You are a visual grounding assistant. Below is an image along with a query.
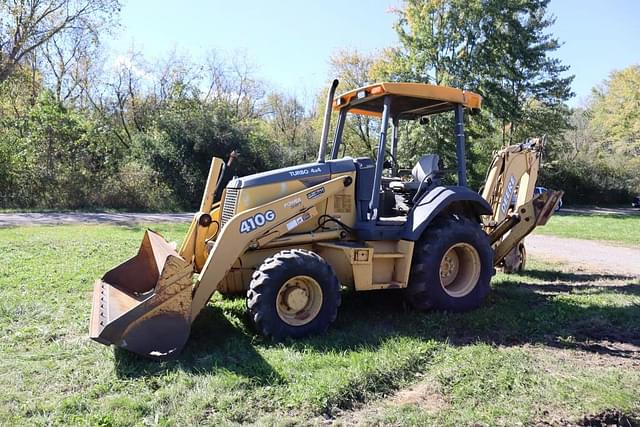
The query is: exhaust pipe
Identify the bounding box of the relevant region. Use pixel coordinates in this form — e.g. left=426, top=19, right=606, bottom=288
left=317, top=79, right=339, bottom=163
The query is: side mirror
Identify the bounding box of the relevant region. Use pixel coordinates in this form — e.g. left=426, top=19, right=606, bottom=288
left=383, top=160, right=392, bottom=169
left=419, top=116, right=430, bottom=125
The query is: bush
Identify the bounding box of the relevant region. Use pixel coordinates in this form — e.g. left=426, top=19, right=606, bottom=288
left=540, top=159, right=633, bottom=205
left=96, top=162, right=181, bottom=211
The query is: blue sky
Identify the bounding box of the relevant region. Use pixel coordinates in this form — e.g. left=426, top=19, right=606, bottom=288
left=109, top=0, right=640, bottom=107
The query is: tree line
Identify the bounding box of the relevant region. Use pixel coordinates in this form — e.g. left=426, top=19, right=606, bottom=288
left=0, top=0, right=637, bottom=211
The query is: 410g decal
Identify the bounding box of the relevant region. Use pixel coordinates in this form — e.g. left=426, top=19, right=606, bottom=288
left=240, top=210, right=276, bottom=233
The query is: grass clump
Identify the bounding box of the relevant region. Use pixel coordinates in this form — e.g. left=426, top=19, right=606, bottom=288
left=535, top=211, right=640, bottom=246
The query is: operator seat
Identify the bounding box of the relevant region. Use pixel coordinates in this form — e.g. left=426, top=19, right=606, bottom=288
left=389, top=154, right=441, bottom=193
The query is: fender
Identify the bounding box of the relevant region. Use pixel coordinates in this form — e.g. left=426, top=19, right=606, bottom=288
left=402, top=186, right=492, bottom=241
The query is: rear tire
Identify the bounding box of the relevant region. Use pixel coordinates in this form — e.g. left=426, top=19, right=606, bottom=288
left=247, top=249, right=341, bottom=340
left=406, top=215, right=493, bottom=311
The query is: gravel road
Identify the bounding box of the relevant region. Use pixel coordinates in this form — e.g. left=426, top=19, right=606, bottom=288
left=526, top=234, right=640, bottom=277
left=0, top=212, right=192, bottom=227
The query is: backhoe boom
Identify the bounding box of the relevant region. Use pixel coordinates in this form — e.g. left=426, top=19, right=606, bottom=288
left=481, top=137, right=562, bottom=272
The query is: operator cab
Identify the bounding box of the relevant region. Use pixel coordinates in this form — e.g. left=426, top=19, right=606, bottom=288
left=388, top=154, right=441, bottom=194
left=321, top=82, right=482, bottom=240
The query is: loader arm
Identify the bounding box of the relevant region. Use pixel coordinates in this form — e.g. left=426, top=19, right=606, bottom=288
left=179, top=157, right=226, bottom=268
left=190, top=175, right=353, bottom=320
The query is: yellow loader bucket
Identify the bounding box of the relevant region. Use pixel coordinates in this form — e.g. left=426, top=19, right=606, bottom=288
left=89, top=230, right=194, bottom=358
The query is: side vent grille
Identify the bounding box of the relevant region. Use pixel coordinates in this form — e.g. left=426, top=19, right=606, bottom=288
left=221, top=188, right=239, bottom=227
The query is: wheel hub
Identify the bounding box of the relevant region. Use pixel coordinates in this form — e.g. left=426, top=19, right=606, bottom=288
left=276, top=275, right=323, bottom=326
left=439, top=242, right=481, bottom=297
left=283, top=286, right=309, bottom=312
left=440, top=251, right=460, bottom=284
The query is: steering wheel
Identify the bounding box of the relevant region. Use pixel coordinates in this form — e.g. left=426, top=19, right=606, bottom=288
left=384, top=149, right=400, bottom=173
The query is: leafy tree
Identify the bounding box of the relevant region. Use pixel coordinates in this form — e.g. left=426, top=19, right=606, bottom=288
left=590, top=65, right=640, bottom=157
left=477, top=0, right=574, bottom=144
left=138, top=94, right=276, bottom=209
left=385, top=0, right=574, bottom=131
left=263, top=92, right=315, bottom=165
left=541, top=65, right=640, bottom=203
left=329, top=49, right=379, bottom=158
left=372, top=0, right=574, bottom=188
left=0, top=0, right=120, bottom=83
left=0, top=90, right=122, bottom=208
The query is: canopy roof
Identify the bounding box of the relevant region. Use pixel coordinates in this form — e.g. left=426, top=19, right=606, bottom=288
left=333, top=82, right=482, bottom=119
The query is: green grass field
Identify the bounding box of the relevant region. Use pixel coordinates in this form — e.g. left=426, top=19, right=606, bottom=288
left=1, top=224, right=639, bottom=426
left=535, top=210, right=640, bottom=246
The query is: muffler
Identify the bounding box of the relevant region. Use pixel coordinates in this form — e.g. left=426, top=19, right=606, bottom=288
left=89, top=230, right=194, bottom=358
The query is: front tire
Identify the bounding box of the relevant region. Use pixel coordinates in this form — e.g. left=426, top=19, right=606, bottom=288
left=406, top=215, right=493, bottom=311
left=247, top=249, right=341, bottom=340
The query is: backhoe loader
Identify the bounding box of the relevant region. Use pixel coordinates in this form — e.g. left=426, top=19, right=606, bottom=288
left=89, top=80, right=562, bottom=358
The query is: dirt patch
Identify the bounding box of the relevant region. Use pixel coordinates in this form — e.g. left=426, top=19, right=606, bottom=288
left=535, top=409, right=639, bottom=426
left=324, top=376, right=448, bottom=426
left=565, top=340, right=640, bottom=361
left=386, top=379, right=448, bottom=412
left=579, top=409, right=639, bottom=427
left=525, top=342, right=639, bottom=372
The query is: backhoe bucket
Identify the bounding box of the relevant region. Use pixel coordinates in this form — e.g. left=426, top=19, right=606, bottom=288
left=534, top=190, right=564, bottom=226
left=490, top=189, right=565, bottom=266
left=89, top=230, right=194, bottom=358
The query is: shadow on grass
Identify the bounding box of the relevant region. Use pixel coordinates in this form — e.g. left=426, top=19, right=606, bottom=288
left=520, top=282, right=640, bottom=296
left=114, top=306, right=283, bottom=385
left=115, top=269, right=640, bottom=379
left=520, top=268, right=635, bottom=283
left=284, top=269, right=640, bottom=357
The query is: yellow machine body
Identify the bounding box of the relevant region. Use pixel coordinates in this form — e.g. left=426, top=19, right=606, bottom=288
left=89, top=82, right=562, bottom=358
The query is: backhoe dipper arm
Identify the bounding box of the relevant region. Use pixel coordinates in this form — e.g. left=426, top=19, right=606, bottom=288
left=190, top=175, right=353, bottom=320
left=480, top=137, right=563, bottom=270
left=490, top=189, right=563, bottom=265
left=481, top=139, right=543, bottom=224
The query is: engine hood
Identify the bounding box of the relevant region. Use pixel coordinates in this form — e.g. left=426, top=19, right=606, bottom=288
left=226, top=158, right=355, bottom=189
